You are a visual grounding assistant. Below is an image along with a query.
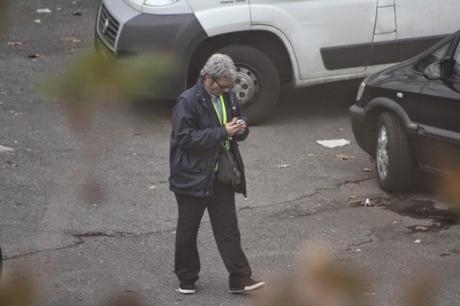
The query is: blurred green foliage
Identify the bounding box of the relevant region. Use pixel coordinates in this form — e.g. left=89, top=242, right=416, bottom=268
left=0, top=0, right=9, bottom=34
left=42, top=49, right=173, bottom=105
left=0, top=270, right=36, bottom=306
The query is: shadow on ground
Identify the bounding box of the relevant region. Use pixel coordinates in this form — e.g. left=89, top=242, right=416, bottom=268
left=126, top=79, right=363, bottom=125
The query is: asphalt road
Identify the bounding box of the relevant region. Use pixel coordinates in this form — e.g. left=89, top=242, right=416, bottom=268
left=1, top=1, right=459, bottom=306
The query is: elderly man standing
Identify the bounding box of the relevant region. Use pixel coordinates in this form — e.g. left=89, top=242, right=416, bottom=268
left=169, top=54, right=264, bottom=294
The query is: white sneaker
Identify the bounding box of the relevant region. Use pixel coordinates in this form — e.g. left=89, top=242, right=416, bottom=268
left=229, top=279, right=265, bottom=294
left=174, top=284, right=196, bottom=295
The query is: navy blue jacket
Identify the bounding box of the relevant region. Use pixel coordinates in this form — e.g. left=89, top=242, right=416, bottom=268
left=169, top=80, right=249, bottom=197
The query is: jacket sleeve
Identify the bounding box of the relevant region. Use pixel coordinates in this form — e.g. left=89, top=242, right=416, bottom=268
left=231, top=92, right=250, bottom=142
left=172, top=98, right=228, bottom=151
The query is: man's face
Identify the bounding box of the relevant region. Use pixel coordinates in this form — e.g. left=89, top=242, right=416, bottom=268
left=204, top=75, right=234, bottom=96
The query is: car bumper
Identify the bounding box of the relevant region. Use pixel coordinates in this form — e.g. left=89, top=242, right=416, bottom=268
left=349, top=104, right=373, bottom=155
left=96, top=0, right=207, bottom=99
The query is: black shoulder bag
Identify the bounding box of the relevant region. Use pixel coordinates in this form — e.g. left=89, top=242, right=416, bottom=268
left=216, top=143, right=242, bottom=188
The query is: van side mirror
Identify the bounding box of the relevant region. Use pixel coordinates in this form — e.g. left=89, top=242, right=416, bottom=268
left=424, top=62, right=442, bottom=80
left=424, top=59, right=455, bottom=80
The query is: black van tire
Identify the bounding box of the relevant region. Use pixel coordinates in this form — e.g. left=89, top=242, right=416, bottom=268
left=218, top=45, right=280, bottom=124
left=375, top=112, right=415, bottom=192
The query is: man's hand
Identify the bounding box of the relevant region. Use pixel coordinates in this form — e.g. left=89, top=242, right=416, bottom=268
left=235, top=119, right=247, bottom=135
left=225, top=118, right=246, bottom=136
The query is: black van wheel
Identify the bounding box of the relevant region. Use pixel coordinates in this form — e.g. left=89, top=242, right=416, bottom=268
left=218, top=45, right=280, bottom=124
left=375, top=112, right=414, bottom=192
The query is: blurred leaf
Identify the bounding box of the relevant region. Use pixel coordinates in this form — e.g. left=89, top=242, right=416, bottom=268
left=403, top=274, right=437, bottom=306
left=438, top=171, right=460, bottom=211
left=40, top=49, right=173, bottom=131
left=0, top=269, right=37, bottom=306
left=0, top=0, right=9, bottom=34
left=101, top=293, right=143, bottom=306
left=42, top=50, right=173, bottom=105
left=253, top=244, right=370, bottom=306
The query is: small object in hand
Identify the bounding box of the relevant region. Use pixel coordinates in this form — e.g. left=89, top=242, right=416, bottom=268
left=236, top=119, right=245, bottom=125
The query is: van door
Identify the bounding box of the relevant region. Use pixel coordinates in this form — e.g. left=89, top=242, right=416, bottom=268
left=416, top=38, right=460, bottom=171
left=187, top=0, right=251, bottom=37
left=250, top=0, right=378, bottom=80
left=395, top=0, right=460, bottom=61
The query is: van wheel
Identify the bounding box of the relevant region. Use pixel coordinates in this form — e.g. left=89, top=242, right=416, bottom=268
left=375, top=112, right=414, bottom=192
left=218, top=45, right=280, bottom=124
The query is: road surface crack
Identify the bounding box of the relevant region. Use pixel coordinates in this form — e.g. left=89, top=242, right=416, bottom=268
left=3, top=240, right=84, bottom=261
left=345, top=229, right=375, bottom=252
left=238, top=177, right=374, bottom=213
left=3, top=228, right=176, bottom=261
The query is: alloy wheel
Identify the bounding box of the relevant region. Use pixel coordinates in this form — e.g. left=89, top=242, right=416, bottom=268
left=377, top=125, right=389, bottom=180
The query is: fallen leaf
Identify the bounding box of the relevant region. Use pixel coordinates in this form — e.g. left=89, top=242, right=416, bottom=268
left=63, top=36, right=82, bottom=43
left=73, top=10, right=82, bottom=16
left=6, top=161, right=18, bottom=167
left=336, top=154, right=355, bottom=160
left=7, top=41, right=22, bottom=47
left=34, top=19, right=41, bottom=24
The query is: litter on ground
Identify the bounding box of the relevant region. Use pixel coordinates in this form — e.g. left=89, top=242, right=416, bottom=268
left=316, top=139, right=351, bottom=148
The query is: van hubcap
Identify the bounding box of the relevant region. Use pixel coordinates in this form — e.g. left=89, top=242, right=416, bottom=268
left=233, top=66, right=260, bottom=108
left=377, top=126, right=389, bottom=180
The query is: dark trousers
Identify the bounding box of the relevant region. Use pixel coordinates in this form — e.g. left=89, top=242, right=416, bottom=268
left=174, top=180, right=252, bottom=287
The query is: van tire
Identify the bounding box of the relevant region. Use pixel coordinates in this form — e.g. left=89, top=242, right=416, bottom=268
left=218, top=45, right=280, bottom=124
left=375, top=112, right=415, bottom=192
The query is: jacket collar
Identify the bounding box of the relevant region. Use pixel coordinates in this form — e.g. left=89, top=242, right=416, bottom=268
left=195, top=79, right=211, bottom=109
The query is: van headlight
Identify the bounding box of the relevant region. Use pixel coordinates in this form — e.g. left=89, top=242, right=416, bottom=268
left=356, top=81, right=366, bottom=101
left=144, top=0, right=178, bottom=6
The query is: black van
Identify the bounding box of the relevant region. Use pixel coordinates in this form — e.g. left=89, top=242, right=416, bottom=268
left=350, top=30, right=460, bottom=192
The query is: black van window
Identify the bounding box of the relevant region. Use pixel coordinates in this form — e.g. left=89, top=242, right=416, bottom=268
left=454, top=42, right=460, bottom=78
left=415, top=42, right=451, bottom=73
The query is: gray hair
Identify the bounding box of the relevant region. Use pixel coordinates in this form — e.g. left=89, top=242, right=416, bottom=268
left=200, top=53, right=237, bottom=80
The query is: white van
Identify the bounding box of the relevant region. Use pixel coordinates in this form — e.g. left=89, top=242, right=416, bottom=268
left=95, top=0, right=460, bottom=123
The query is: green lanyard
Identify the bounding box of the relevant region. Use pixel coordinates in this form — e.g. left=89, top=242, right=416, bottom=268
left=211, top=95, right=230, bottom=152
left=211, top=95, right=227, bottom=126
